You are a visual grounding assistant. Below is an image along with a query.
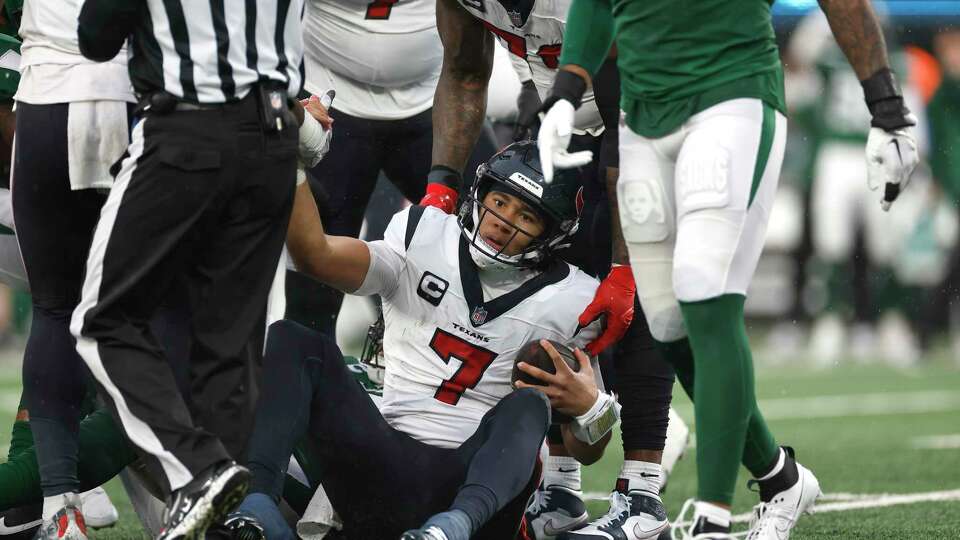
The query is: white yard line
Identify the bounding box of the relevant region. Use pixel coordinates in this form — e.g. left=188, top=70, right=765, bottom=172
left=585, top=489, right=960, bottom=523
left=673, top=390, right=960, bottom=421
left=911, top=434, right=960, bottom=450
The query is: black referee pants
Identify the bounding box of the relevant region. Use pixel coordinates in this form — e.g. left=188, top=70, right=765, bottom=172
left=71, top=94, right=297, bottom=494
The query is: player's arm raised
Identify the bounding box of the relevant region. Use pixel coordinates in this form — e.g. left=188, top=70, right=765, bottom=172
left=817, top=0, right=919, bottom=210
left=421, top=0, right=495, bottom=213
left=286, top=182, right=372, bottom=293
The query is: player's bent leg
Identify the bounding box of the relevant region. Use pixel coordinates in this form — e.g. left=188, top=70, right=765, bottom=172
left=405, top=388, right=551, bottom=540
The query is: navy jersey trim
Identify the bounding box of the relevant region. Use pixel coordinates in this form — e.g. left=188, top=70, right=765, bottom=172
left=457, top=238, right=569, bottom=327
left=405, top=205, right=426, bottom=250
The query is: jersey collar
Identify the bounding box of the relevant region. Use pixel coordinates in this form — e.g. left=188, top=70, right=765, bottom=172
left=458, top=237, right=569, bottom=327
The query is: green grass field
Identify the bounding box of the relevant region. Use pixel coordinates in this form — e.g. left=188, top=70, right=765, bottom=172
left=2, top=349, right=959, bottom=539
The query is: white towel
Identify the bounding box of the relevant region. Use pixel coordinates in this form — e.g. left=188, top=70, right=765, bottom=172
left=67, top=100, right=129, bottom=191
left=297, top=483, right=343, bottom=540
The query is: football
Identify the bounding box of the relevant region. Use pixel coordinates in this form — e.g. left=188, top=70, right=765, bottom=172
left=511, top=339, right=580, bottom=386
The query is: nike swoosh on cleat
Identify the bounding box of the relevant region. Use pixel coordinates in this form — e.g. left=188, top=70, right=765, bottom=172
left=542, top=513, right=588, bottom=537
left=633, top=520, right=668, bottom=537
left=558, top=468, right=578, bottom=473
left=0, top=517, right=42, bottom=535
left=638, top=473, right=659, bottom=478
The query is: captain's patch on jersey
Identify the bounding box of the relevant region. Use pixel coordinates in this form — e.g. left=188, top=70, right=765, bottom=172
left=417, top=271, right=449, bottom=306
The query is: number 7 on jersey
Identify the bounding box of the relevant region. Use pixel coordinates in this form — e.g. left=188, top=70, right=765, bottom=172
left=430, top=328, right=498, bottom=405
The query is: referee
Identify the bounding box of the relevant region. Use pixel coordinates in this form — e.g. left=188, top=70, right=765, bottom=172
left=71, top=1, right=305, bottom=538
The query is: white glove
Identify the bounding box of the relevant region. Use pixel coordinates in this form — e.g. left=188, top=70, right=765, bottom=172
left=865, top=116, right=919, bottom=212
left=298, top=91, right=335, bottom=169
left=537, top=99, right=593, bottom=183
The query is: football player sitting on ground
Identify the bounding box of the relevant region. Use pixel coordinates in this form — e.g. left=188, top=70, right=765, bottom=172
left=225, top=140, right=621, bottom=540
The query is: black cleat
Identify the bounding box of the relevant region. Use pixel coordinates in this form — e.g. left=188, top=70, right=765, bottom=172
left=157, top=461, right=251, bottom=540
left=0, top=503, right=41, bottom=540
left=222, top=511, right=265, bottom=540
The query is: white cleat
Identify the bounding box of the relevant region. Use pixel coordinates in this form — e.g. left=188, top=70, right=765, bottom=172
left=745, top=463, right=821, bottom=540
left=559, top=488, right=667, bottom=540
left=79, top=487, right=119, bottom=529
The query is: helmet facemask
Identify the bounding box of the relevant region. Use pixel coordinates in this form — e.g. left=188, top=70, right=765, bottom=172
left=458, top=169, right=576, bottom=270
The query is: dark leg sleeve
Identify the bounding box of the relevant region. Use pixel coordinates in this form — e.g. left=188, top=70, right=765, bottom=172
left=613, top=301, right=675, bottom=452
left=381, top=107, right=431, bottom=204
left=246, top=321, right=322, bottom=500
left=13, top=102, right=109, bottom=497
left=450, top=388, right=550, bottom=535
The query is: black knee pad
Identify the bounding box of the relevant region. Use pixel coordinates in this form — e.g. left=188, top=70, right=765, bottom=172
left=613, top=300, right=675, bottom=451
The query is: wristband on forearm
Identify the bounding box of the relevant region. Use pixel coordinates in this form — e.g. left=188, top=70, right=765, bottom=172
left=860, top=68, right=914, bottom=131
left=570, top=391, right=620, bottom=445
left=542, top=69, right=588, bottom=111
left=427, top=165, right=462, bottom=191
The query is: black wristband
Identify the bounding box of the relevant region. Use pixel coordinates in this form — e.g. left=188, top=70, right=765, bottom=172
left=542, top=69, right=588, bottom=111
left=427, top=165, right=462, bottom=190
left=861, top=68, right=914, bottom=131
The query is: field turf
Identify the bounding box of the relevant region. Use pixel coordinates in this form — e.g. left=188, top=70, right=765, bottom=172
left=1, top=347, right=958, bottom=539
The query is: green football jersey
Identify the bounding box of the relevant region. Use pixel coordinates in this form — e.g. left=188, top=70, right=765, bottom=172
left=0, top=32, right=21, bottom=101
left=560, top=0, right=786, bottom=138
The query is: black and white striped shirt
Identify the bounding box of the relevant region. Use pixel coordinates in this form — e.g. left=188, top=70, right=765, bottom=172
left=78, top=0, right=305, bottom=103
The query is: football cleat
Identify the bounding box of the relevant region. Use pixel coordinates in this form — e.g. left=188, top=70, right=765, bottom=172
left=157, top=460, right=250, bottom=540
left=559, top=484, right=667, bottom=540
left=79, top=487, right=119, bottom=529
left=31, top=506, right=87, bottom=540
left=0, top=503, right=41, bottom=539
left=399, top=526, right=449, bottom=540
left=669, top=500, right=736, bottom=540
left=525, top=484, right=589, bottom=538
left=745, top=463, right=821, bottom=540
left=223, top=510, right=265, bottom=540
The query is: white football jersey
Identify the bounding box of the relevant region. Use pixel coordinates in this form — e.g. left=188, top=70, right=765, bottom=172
left=303, top=0, right=441, bottom=119
left=16, top=0, right=133, bottom=104
left=455, top=0, right=603, bottom=134
left=355, top=206, right=602, bottom=448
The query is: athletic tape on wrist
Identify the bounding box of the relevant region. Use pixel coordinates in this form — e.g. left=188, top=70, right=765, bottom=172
left=298, top=110, right=326, bottom=167
left=571, top=392, right=620, bottom=445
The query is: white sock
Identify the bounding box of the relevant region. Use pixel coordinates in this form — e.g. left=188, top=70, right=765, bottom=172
left=758, top=448, right=786, bottom=481
left=543, top=455, right=581, bottom=491
left=42, top=492, right=81, bottom=520
left=619, top=460, right=662, bottom=497
left=695, top=501, right=731, bottom=529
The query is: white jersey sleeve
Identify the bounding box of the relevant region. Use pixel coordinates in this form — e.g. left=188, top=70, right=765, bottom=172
left=354, top=207, right=412, bottom=298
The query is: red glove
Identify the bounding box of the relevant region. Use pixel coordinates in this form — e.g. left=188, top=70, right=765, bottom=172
left=420, top=182, right=459, bottom=214
left=578, top=265, right=636, bottom=356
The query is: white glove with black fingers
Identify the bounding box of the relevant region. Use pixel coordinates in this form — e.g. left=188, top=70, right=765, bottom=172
left=537, top=69, right=594, bottom=183
left=861, top=68, right=919, bottom=211
left=298, top=90, right=335, bottom=169
left=866, top=118, right=919, bottom=211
